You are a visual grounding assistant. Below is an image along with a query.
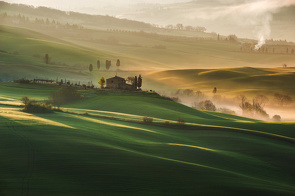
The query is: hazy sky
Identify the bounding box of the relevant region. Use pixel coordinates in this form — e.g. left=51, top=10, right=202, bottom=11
left=4, top=0, right=188, bottom=9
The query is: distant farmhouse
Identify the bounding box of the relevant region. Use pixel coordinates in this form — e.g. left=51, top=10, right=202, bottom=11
left=106, top=76, right=136, bottom=90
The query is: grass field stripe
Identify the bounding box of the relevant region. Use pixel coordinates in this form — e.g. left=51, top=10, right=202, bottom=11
left=65, top=107, right=295, bottom=142
left=77, top=115, right=158, bottom=133
left=167, top=143, right=216, bottom=152
left=0, top=108, right=75, bottom=129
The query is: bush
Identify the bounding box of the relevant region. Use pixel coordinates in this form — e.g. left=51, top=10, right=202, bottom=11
left=164, top=121, right=170, bottom=125
left=51, top=87, right=83, bottom=107
left=177, top=118, right=185, bottom=124
left=143, top=116, right=153, bottom=123
left=272, top=115, right=281, bottom=122
left=22, top=98, right=53, bottom=113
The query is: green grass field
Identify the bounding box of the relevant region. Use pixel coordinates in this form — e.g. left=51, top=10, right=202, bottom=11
left=0, top=82, right=295, bottom=195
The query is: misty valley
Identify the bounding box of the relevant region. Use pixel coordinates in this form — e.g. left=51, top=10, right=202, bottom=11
left=0, top=1, right=295, bottom=196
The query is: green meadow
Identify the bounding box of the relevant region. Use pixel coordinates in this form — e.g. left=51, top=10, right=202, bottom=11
left=0, top=82, right=295, bottom=195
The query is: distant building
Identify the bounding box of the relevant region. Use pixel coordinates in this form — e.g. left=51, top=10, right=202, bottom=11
left=106, top=76, right=135, bottom=90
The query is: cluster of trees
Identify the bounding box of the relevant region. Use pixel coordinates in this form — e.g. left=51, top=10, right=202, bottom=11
left=89, top=59, right=121, bottom=72
left=126, top=75, right=143, bottom=88
left=21, top=97, right=55, bottom=113
left=240, top=43, right=294, bottom=54
left=273, top=93, right=293, bottom=106
left=0, top=13, right=83, bottom=30
left=164, top=24, right=206, bottom=32
left=238, top=95, right=269, bottom=119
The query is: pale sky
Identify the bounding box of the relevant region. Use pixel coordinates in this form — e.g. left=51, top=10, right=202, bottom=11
left=4, top=0, right=187, bottom=9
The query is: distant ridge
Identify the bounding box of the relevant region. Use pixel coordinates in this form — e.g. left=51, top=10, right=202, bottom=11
left=0, top=1, right=153, bottom=30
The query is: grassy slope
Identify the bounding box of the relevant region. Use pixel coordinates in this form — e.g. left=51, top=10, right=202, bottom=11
left=1, top=25, right=295, bottom=77
left=0, top=83, right=295, bottom=195
left=0, top=25, right=166, bottom=81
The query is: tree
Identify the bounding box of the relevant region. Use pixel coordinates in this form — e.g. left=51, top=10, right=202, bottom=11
left=254, top=94, right=269, bottom=107
left=89, top=64, right=93, bottom=72
left=44, top=54, right=49, bottom=64
left=137, top=74, right=142, bottom=88
left=106, top=60, right=111, bottom=70
left=51, top=87, right=82, bottom=108
left=272, top=115, right=281, bottom=122
left=126, top=76, right=135, bottom=85
left=97, top=60, right=100, bottom=70
left=228, top=34, right=238, bottom=43
left=21, top=96, right=30, bottom=105
left=213, top=87, right=217, bottom=94
left=176, top=23, right=183, bottom=30
left=283, top=64, right=287, bottom=68
left=197, top=100, right=216, bottom=111
left=116, top=59, right=120, bottom=69
left=134, top=76, right=138, bottom=88
left=98, top=77, right=106, bottom=88
left=274, top=93, right=292, bottom=106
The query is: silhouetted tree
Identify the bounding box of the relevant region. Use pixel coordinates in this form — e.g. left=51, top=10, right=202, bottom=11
left=126, top=76, right=135, bottom=85
left=176, top=23, right=183, bottom=30
left=272, top=115, right=281, bottom=122
left=213, top=87, right=217, bottom=94
left=283, top=64, right=287, bottom=68
left=137, top=74, right=142, bottom=88
left=106, top=60, right=111, bottom=70
left=44, top=54, right=49, bottom=64
left=254, top=95, right=269, bottom=107
left=97, top=60, right=100, bottom=70
left=134, top=76, right=138, bottom=88
left=274, top=93, right=292, bottom=106
left=89, top=64, right=93, bottom=72
left=51, top=87, right=82, bottom=108
left=116, top=59, right=120, bottom=69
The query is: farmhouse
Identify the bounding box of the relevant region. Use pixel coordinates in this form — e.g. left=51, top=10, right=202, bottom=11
left=106, top=76, right=135, bottom=90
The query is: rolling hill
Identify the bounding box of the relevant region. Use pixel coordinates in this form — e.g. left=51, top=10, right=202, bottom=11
left=0, top=82, right=295, bottom=195
left=1, top=24, right=295, bottom=82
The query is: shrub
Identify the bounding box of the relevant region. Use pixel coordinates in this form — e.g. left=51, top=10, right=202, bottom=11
left=22, top=97, right=54, bottom=113
left=272, top=115, right=281, bottom=122
left=177, top=118, right=185, bottom=124
left=143, top=116, right=153, bottom=123
left=50, top=87, right=83, bottom=107
left=164, top=121, right=170, bottom=125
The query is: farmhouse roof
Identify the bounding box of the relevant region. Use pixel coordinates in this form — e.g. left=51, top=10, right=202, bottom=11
left=107, top=76, right=125, bottom=80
